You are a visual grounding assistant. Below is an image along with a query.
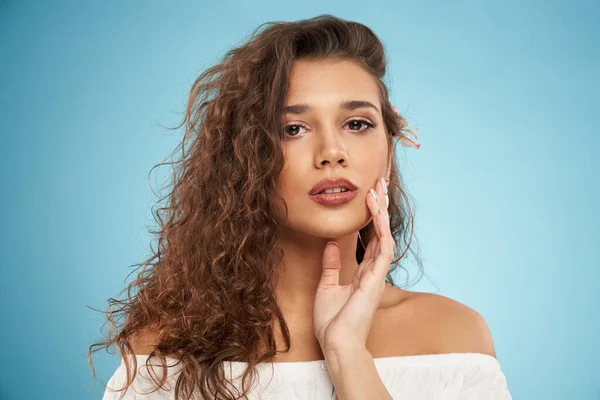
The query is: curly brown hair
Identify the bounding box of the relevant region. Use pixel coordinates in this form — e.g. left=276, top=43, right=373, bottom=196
left=88, top=13, right=424, bottom=400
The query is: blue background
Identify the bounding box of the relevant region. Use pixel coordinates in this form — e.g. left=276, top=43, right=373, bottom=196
left=1, top=1, right=598, bottom=399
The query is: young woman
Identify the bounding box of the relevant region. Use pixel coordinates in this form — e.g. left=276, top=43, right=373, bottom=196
left=89, top=14, right=512, bottom=400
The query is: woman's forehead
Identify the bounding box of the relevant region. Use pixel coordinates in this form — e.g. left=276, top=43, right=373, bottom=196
left=285, top=60, right=381, bottom=107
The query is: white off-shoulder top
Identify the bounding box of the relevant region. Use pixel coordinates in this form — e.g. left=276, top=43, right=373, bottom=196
left=102, top=353, right=512, bottom=399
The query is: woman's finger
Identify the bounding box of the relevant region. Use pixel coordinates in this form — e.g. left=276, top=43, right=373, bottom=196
left=377, top=178, right=388, bottom=219
left=367, top=188, right=381, bottom=237
left=372, top=179, right=394, bottom=281
left=363, top=228, right=378, bottom=260
left=368, top=178, right=388, bottom=235
left=319, top=241, right=342, bottom=288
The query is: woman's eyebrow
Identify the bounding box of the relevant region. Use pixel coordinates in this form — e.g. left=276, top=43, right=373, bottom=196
left=281, top=100, right=379, bottom=115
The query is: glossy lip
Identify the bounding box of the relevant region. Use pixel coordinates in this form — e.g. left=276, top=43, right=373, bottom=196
left=308, top=178, right=358, bottom=196
left=309, top=189, right=358, bottom=206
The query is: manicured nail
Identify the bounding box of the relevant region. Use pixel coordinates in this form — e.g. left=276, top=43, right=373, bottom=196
left=380, top=178, right=388, bottom=195
left=385, top=194, right=389, bottom=208
left=369, top=188, right=379, bottom=203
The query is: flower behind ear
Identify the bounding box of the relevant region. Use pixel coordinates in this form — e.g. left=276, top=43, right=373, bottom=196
left=392, top=105, right=421, bottom=149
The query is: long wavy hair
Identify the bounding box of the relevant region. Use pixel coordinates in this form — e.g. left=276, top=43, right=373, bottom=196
left=88, top=13, right=424, bottom=400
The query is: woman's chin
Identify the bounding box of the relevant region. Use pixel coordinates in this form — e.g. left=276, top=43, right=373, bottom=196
left=300, top=224, right=370, bottom=240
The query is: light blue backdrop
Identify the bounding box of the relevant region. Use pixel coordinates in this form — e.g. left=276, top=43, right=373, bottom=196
left=0, top=1, right=597, bottom=399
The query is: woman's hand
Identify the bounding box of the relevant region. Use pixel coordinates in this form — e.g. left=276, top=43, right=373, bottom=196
left=313, top=177, right=395, bottom=355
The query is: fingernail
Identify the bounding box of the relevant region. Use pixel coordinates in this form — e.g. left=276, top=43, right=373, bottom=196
left=380, top=178, right=388, bottom=195
left=369, top=188, right=380, bottom=203
left=385, top=194, right=389, bottom=208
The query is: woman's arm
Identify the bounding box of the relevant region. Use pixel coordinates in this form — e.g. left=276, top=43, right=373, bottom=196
left=325, top=347, right=393, bottom=400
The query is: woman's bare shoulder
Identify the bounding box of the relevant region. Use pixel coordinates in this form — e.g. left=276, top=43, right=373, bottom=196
left=372, top=288, right=497, bottom=358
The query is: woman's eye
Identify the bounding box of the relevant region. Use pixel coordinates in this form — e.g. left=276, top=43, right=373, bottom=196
left=283, top=124, right=307, bottom=137
left=346, top=119, right=377, bottom=131
left=283, top=119, right=377, bottom=138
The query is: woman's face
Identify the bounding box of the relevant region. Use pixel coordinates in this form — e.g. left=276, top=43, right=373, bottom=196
left=277, top=59, right=391, bottom=240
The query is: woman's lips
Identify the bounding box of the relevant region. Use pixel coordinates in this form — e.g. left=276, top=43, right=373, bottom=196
left=308, top=190, right=358, bottom=205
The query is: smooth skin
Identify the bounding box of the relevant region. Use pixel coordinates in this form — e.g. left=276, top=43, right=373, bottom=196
left=314, top=177, right=393, bottom=354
